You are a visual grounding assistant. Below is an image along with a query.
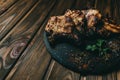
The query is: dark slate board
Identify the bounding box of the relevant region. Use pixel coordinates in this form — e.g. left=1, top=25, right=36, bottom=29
left=44, top=31, right=120, bottom=75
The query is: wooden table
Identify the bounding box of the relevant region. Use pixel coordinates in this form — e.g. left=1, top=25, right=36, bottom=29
left=0, top=0, right=120, bottom=80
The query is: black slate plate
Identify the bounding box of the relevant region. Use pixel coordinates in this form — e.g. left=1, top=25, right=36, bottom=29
left=44, top=31, right=120, bottom=75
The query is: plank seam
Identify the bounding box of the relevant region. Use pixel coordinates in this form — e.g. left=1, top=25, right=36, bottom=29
left=3, top=0, right=56, bottom=79
left=0, top=0, right=39, bottom=41
left=0, top=0, right=19, bottom=16
left=42, top=58, right=53, bottom=80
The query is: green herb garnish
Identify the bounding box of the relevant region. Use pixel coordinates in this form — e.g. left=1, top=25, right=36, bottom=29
left=86, top=39, right=109, bottom=56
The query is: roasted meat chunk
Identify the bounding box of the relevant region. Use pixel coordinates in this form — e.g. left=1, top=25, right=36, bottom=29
left=45, top=9, right=120, bottom=46
left=45, top=15, right=83, bottom=46
left=65, top=9, right=85, bottom=26
left=82, top=9, right=102, bottom=28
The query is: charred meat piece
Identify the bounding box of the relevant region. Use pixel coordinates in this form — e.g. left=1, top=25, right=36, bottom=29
left=104, top=21, right=120, bottom=33
left=45, top=16, right=74, bottom=34
left=82, top=9, right=102, bottom=28
left=45, top=15, right=83, bottom=46
left=82, top=9, right=120, bottom=37
left=65, top=9, right=103, bottom=37
left=65, top=9, right=85, bottom=26
left=64, top=9, right=86, bottom=34
left=97, top=19, right=120, bottom=38
left=45, top=9, right=120, bottom=46
left=82, top=9, right=103, bottom=37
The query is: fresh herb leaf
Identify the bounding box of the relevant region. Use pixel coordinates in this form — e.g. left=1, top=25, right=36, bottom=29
left=96, top=39, right=105, bottom=47
left=86, top=45, right=92, bottom=50
left=86, top=39, right=109, bottom=56
left=91, top=45, right=97, bottom=51
left=103, top=48, right=109, bottom=52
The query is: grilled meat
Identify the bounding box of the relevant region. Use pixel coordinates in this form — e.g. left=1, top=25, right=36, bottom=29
left=45, top=9, right=120, bottom=46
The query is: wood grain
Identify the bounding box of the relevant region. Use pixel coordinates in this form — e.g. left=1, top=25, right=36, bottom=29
left=0, top=0, right=56, bottom=79
left=117, top=71, right=120, bottom=80
left=0, top=0, right=119, bottom=80
left=0, top=0, right=18, bottom=15
left=79, top=75, right=103, bottom=80
left=44, top=60, right=80, bottom=80
left=0, top=0, right=38, bottom=41
left=7, top=1, right=78, bottom=79
left=6, top=22, right=52, bottom=80
left=95, top=0, right=120, bottom=21
left=74, top=0, right=96, bottom=10
left=6, top=0, right=80, bottom=80
left=106, top=73, right=117, bottom=80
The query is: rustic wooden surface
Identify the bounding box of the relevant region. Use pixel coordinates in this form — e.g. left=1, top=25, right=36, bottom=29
left=0, top=0, right=18, bottom=15
left=0, top=0, right=120, bottom=80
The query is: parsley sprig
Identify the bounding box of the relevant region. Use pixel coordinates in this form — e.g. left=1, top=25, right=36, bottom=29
left=86, top=39, right=109, bottom=56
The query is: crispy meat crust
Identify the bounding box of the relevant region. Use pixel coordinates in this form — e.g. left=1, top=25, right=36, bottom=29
left=45, top=9, right=120, bottom=45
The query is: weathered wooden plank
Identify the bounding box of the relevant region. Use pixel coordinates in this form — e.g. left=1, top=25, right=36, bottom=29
left=95, top=0, right=120, bottom=19
left=117, top=71, right=120, bottom=80
left=110, top=0, right=120, bottom=24
left=6, top=23, right=52, bottom=80
left=44, top=60, right=80, bottom=80
left=5, top=0, right=120, bottom=80
left=80, top=76, right=87, bottom=80
left=0, top=0, right=18, bottom=15
left=102, top=75, right=107, bottom=80
left=74, top=0, right=96, bottom=10
left=95, top=76, right=102, bottom=80
left=80, top=76, right=99, bottom=80
left=6, top=0, right=80, bottom=80
left=0, top=0, right=38, bottom=41
left=95, top=0, right=110, bottom=16
left=0, top=0, right=56, bottom=79
left=72, top=0, right=87, bottom=10
left=79, top=75, right=102, bottom=80
left=107, top=73, right=117, bottom=80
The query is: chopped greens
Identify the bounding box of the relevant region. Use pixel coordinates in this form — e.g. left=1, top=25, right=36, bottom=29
left=86, top=39, right=110, bottom=56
